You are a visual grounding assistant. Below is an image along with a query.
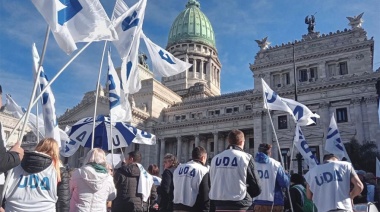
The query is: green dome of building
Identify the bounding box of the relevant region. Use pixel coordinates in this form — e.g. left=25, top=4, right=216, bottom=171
left=167, top=0, right=216, bottom=49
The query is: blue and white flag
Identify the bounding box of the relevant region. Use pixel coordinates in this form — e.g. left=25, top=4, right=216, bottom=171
left=33, top=44, right=61, bottom=146
left=281, top=98, right=320, bottom=126
left=108, top=51, right=132, bottom=122
left=294, top=124, right=320, bottom=169
left=31, top=0, right=117, bottom=54
left=60, top=125, right=80, bottom=157
left=112, top=0, right=147, bottom=94
left=262, top=78, right=294, bottom=115
left=141, top=32, right=192, bottom=77
left=325, top=113, right=351, bottom=162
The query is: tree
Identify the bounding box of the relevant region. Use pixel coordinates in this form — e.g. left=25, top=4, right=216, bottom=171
left=344, top=138, right=380, bottom=174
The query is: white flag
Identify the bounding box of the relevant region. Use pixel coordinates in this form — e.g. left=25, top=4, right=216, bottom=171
left=112, top=0, right=147, bottom=94
left=32, top=44, right=61, bottom=145
left=112, top=0, right=129, bottom=20
left=141, top=32, right=192, bottom=77
left=4, top=94, right=43, bottom=138
left=31, top=0, right=118, bottom=54
left=108, top=51, right=132, bottom=122
left=294, top=125, right=320, bottom=169
left=376, top=157, right=380, bottom=178
left=261, top=78, right=293, bottom=115
left=281, top=98, right=320, bottom=126
left=325, top=114, right=351, bottom=162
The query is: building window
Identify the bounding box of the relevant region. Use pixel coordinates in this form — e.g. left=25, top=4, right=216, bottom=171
left=336, top=108, right=348, bottom=123
left=283, top=73, right=290, bottom=85
left=226, top=108, right=233, bottom=113
left=233, top=107, right=239, bottom=112
left=134, top=144, right=140, bottom=151
left=191, top=113, right=195, bottom=118
left=208, top=111, right=214, bottom=116
left=215, top=110, right=220, bottom=115
left=309, top=67, right=317, bottom=81
left=175, top=116, right=181, bottom=121
left=328, top=64, right=336, bottom=77
left=280, top=148, right=290, bottom=170
left=299, top=69, right=308, bottom=82
left=249, top=138, right=254, bottom=149
left=339, top=62, right=348, bottom=75
left=309, top=146, right=320, bottom=164
left=278, top=115, right=288, bottom=129
left=210, top=142, right=214, bottom=152
left=203, top=62, right=207, bottom=74
left=273, top=74, right=281, bottom=87
left=196, top=60, right=201, bottom=72
left=181, top=115, right=186, bottom=120
left=189, top=59, right=193, bottom=72
left=245, top=105, right=252, bottom=111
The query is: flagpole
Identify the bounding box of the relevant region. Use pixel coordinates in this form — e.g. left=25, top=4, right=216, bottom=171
left=18, top=26, right=50, bottom=144
left=7, top=41, right=93, bottom=144
left=263, top=102, right=294, bottom=212
left=91, top=41, right=108, bottom=149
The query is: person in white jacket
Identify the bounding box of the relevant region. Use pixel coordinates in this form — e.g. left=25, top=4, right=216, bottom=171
left=69, top=148, right=116, bottom=212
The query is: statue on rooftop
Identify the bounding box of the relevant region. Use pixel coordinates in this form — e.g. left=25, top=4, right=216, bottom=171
left=138, top=53, right=149, bottom=69
left=347, top=12, right=364, bottom=30
left=255, top=37, right=270, bottom=51
left=305, top=15, right=316, bottom=33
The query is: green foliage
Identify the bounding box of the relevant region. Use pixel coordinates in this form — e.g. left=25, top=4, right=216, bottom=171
left=344, top=138, right=380, bottom=173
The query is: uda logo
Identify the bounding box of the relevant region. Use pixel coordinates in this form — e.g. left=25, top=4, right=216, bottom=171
left=315, top=170, right=343, bottom=186
left=18, top=174, right=51, bottom=190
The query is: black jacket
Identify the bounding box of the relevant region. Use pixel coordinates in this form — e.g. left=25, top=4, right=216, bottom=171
left=158, top=167, right=176, bottom=212
left=173, top=161, right=211, bottom=212
left=56, top=167, right=70, bottom=212
left=0, top=132, right=21, bottom=207
left=112, top=163, right=157, bottom=212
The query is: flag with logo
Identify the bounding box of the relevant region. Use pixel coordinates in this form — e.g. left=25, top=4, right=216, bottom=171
left=141, top=32, right=192, bottom=77
left=112, top=0, right=147, bottom=94
left=261, top=78, right=294, bottom=115
left=33, top=43, right=61, bottom=145
left=325, top=113, right=351, bottom=162
left=108, top=51, right=132, bottom=122
left=31, top=0, right=117, bottom=54
left=294, top=124, right=320, bottom=169
left=281, top=98, right=320, bottom=126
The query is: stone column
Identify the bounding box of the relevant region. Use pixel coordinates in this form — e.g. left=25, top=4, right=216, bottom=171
left=184, top=138, right=189, bottom=162
left=253, top=111, right=263, bottom=156
left=352, top=98, right=364, bottom=142
left=156, top=138, right=161, bottom=165
left=193, top=60, right=197, bottom=79
left=176, top=136, right=182, bottom=162
left=319, top=101, right=330, bottom=153
left=194, top=134, right=200, bottom=147
left=213, top=132, right=218, bottom=154
left=160, top=138, right=166, bottom=171
left=206, top=137, right=211, bottom=153
left=200, top=60, right=204, bottom=79
left=366, top=96, right=378, bottom=142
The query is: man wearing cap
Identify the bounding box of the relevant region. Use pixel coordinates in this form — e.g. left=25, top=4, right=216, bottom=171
left=253, top=143, right=290, bottom=212
left=305, top=154, right=363, bottom=212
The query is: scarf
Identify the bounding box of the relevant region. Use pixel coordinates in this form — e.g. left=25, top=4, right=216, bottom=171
left=88, top=162, right=108, bottom=174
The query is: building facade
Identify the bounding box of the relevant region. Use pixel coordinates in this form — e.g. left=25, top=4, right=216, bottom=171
left=58, top=0, right=380, bottom=171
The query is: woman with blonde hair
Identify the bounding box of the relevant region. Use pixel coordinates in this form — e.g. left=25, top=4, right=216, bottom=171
left=157, top=153, right=179, bottom=212
left=69, top=148, right=116, bottom=212
left=4, top=138, right=62, bottom=212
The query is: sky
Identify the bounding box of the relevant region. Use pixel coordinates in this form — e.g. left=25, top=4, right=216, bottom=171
left=0, top=0, right=379, bottom=117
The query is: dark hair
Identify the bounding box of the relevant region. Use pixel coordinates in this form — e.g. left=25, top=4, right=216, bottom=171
left=128, top=151, right=142, bottom=163
left=291, top=173, right=305, bottom=185
left=228, top=129, right=244, bottom=146
left=192, top=146, right=207, bottom=160
left=148, top=164, right=160, bottom=176
left=323, top=154, right=336, bottom=161
left=258, top=143, right=272, bottom=155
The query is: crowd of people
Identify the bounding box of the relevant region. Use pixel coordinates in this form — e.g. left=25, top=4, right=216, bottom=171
left=1, top=128, right=380, bottom=212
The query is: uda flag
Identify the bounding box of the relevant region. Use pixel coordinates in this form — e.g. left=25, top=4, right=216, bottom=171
left=325, top=113, right=351, bottom=162
left=261, top=78, right=294, bottom=115
left=108, top=51, right=132, bottom=122
left=141, top=32, right=192, bottom=77
left=281, top=98, right=320, bottom=126
left=32, top=43, right=61, bottom=145
left=31, top=0, right=117, bottom=54
left=294, top=125, right=320, bottom=169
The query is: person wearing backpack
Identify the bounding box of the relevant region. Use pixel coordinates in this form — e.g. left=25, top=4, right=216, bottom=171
left=288, top=173, right=317, bottom=212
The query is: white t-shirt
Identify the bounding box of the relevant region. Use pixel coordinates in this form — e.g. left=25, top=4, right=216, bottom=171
left=173, top=160, right=209, bottom=207
left=305, top=160, right=354, bottom=212
left=254, top=157, right=281, bottom=202
left=209, top=148, right=252, bottom=201
left=5, top=163, right=58, bottom=212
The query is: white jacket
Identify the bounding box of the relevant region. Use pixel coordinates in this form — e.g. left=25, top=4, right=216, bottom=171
left=69, top=165, right=116, bottom=212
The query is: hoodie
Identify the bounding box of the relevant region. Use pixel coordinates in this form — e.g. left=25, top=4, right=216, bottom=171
left=254, top=152, right=290, bottom=206
left=69, top=164, right=116, bottom=212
